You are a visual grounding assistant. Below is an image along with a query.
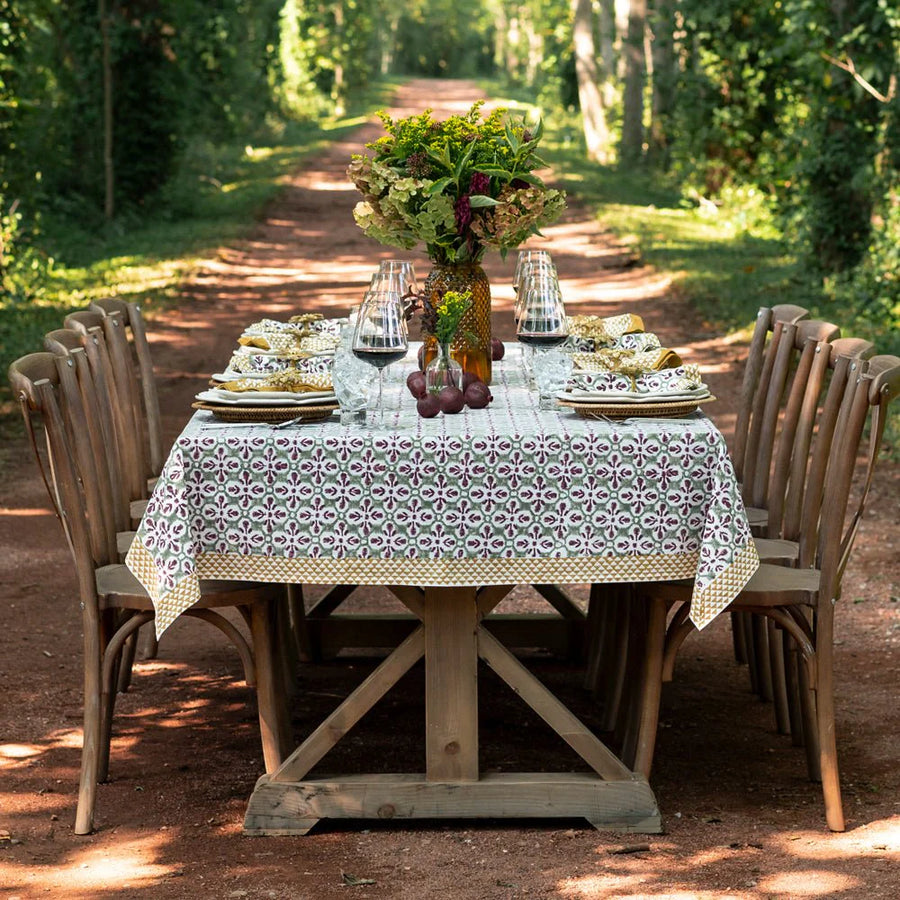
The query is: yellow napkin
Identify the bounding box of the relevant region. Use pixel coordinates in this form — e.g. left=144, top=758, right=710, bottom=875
left=218, top=371, right=333, bottom=393
left=573, top=347, right=682, bottom=372
left=568, top=313, right=645, bottom=343
left=288, top=313, right=324, bottom=324
left=237, top=333, right=301, bottom=352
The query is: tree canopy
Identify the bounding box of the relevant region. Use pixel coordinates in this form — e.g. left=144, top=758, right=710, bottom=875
left=2, top=0, right=898, bottom=340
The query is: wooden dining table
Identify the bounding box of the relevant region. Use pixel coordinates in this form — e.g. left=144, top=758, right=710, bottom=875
left=127, top=343, right=758, bottom=834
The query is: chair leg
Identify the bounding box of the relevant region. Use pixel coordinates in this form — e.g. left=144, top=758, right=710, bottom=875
left=140, top=628, right=159, bottom=660
left=631, top=597, right=668, bottom=778
left=618, top=596, right=648, bottom=765
left=582, top=585, right=605, bottom=690
left=814, top=614, right=845, bottom=831
left=99, top=612, right=152, bottom=783
left=584, top=583, right=613, bottom=693
left=768, top=619, right=791, bottom=735
left=276, top=594, right=298, bottom=697
left=598, top=588, right=632, bottom=732
left=250, top=598, right=292, bottom=771
left=744, top=612, right=761, bottom=695
left=116, top=628, right=137, bottom=694
left=752, top=614, right=773, bottom=701
left=798, top=654, right=822, bottom=783
left=287, top=583, right=313, bottom=663
left=783, top=631, right=805, bottom=746
left=76, top=613, right=104, bottom=835
left=730, top=610, right=748, bottom=664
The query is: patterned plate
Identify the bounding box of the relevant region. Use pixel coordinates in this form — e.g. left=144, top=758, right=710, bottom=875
left=557, top=395, right=716, bottom=420
left=191, top=401, right=337, bottom=423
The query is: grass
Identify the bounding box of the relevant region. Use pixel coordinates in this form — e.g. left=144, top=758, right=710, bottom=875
left=0, top=79, right=401, bottom=423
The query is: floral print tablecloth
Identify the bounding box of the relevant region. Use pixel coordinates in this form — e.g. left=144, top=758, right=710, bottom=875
left=127, top=346, right=758, bottom=638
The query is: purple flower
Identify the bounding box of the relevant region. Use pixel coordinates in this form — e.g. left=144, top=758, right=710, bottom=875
left=455, top=195, right=472, bottom=233
left=470, top=172, right=490, bottom=195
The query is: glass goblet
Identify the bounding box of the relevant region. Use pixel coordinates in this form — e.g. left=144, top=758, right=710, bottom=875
left=351, top=288, right=409, bottom=426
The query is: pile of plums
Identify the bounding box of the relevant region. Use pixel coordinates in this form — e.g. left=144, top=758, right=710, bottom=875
left=407, top=370, right=493, bottom=417
left=408, top=339, right=504, bottom=418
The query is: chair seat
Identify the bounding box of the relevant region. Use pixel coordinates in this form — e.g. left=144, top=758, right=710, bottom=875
left=96, top=564, right=283, bottom=609
left=117, top=530, right=136, bottom=557
left=745, top=505, right=767, bottom=527
left=754, top=537, right=799, bottom=562
left=130, top=498, right=148, bottom=520
left=645, top=562, right=820, bottom=607
left=738, top=562, right=821, bottom=600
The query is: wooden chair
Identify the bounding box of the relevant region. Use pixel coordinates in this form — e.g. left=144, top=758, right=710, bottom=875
left=631, top=353, right=900, bottom=831
left=64, top=309, right=150, bottom=507
left=91, top=297, right=165, bottom=481
left=726, top=304, right=809, bottom=668
left=583, top=317, right=845, bottom=728
left=738, top=327, right=873, bottom=712
left=9, top=351, right=292, bottom=834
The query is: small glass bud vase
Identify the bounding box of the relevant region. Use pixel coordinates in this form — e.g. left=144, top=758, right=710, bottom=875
left=425, top=341, right=464, bottom=395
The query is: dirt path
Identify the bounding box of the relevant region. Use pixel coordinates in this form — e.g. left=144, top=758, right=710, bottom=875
left=1, top=79, right=898, bottom=899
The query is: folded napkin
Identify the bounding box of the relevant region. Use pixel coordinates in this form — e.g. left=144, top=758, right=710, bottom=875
left=298, top=333, right=340, bottom=353
left=243, top=318, right=307, bottom=336
left=288, top=313, right=324, bottom=325
left=572, top=347, right=683, bottom=373
left=217, top=371, right=333, bottom=393
left=567, top=364, right=705, bottom=396
left=238, top=332, right=301, bottom=352
left=568, top=313, right=645, bottom=343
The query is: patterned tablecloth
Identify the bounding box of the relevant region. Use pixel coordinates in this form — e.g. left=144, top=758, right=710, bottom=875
left=127, top=345, right=758, bottom=638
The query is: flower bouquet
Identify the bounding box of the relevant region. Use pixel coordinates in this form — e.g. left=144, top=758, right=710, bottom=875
left=347, top=101, right=566, bottom=383
left=348, top=101, right=566, bottom=264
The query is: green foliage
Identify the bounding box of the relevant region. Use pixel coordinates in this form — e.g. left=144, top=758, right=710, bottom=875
left=349, top=102, right=565, bottom=263
left=0, top=85, right=395, bottom=408
left=393, top=0, right=494, bottom=77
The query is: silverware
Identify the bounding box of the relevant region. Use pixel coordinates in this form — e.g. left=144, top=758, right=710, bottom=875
left=273, top=416, right=305, bottom=429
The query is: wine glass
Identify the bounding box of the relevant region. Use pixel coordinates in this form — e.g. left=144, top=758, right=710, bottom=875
left=517, top=270, right=568, bottom=390
left=514, top=260, right=558, bottom=325
left=376, top=259, right=419, bottom=297
left=370, top=260, right=420, bottom=321
left=351, top=287, right=409, bottom=426
left=514, top=249, right=553, bottom=294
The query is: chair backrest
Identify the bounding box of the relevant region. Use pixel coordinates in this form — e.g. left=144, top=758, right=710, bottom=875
left=90, top=298, right=164, bottom=477
left=742, top=318, right=840, bottom=512
left=65, top=309, right=148, bottom=502
left=44, top=329, right=131, bottom=534
left=823, top=354, right=900, bottom=595
left=8, top=353, right=114, bottom=596
left=796, top=353, right=900, bottom=597
left=761, top=329, right=874, bottom=539
left=733, top=304, right=809, bottom=483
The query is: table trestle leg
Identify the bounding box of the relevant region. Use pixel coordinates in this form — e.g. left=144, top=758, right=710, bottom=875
left=269, top=626, right=426, bottom=783
left=244, top=587, right=661, bottom=836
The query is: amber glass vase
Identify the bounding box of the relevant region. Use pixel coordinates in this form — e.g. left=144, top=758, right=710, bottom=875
left=422, top=262, right=492, bottom=385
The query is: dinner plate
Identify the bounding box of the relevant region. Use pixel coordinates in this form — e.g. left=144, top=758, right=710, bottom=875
left=557, top=395, right=716, bottom=419
left=211, top=370, right=269, bottom=382
left=556, top=388, right=711, bottom=404
left=192, top=401, right=337, bottom=423
left=195, top=389, right=336, bottom=407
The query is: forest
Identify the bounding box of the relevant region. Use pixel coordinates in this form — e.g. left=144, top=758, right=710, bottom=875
left=1, top=0, right=898, bottom=372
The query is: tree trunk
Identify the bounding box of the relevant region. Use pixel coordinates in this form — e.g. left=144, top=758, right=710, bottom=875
left=648, top=0, right=675, bottom=167
left=598, top=0, right=617, bottom=108
left=572, top=0, right=611, bottom=163
left=620, top=0, right=646, bottom=164
left=332, top=0, right=345, bottom=116
left=99, top=0, right=114, bottom=220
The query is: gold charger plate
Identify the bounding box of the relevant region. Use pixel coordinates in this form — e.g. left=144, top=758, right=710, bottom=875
left=191, top=401, right=337, bottom=424
left=557, top=395, right=716, bottom=420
